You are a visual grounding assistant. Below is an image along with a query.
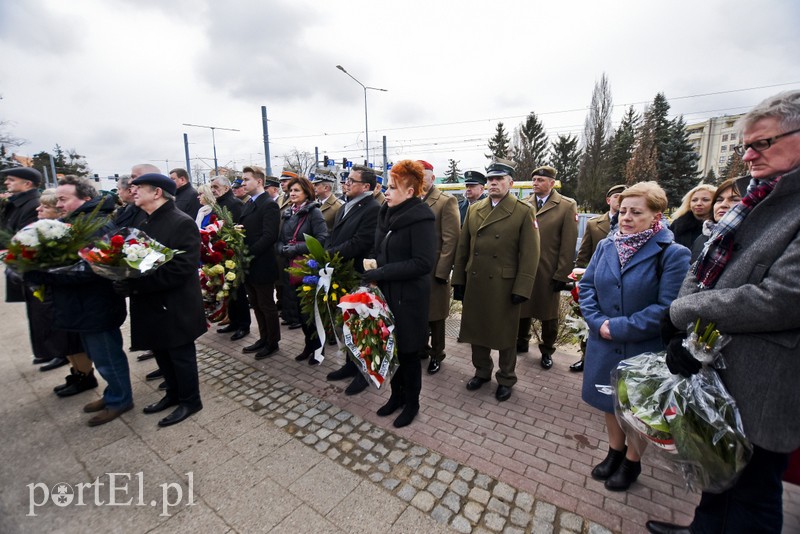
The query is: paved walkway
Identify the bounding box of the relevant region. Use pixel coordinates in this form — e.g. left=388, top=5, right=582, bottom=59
left=1, top=292, right=798, bottom=533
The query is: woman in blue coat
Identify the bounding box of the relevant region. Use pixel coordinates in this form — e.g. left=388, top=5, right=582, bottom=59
left=580, top=181, right=690, bottom=492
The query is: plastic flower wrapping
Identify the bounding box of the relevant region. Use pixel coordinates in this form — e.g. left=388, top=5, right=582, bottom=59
left=612, top=321, right=752, bottom=493
left=287, top=234, right=359, bottom=362
left=198, top=209, right=248, bottom=322
left=338, top=286, right=398, bottom=389
left=79, top=227, right=180, bottom=281
left=565, top=268, right=589, bottom=342
left=3, top=213, right=106, bottom=273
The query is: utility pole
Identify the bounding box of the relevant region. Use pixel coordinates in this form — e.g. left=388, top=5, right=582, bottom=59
left=261, top=106, right=272, bottom=176
left=182, top=123, right=239, bottom=176
left=183, top=133, right=191, bottom=179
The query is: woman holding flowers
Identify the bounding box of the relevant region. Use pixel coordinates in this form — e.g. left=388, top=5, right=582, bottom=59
left=194, top=184, right=217, bottom=229
left=277, top=176, right=328, bottom=363
left=361, top=160, right=435, bottom=428
left=580, top=181, right=690, bottom=491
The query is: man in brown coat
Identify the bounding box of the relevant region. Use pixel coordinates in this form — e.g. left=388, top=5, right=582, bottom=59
left=517, top=165, right=578, bottom=369
left=418, top=161, right=461, bottom=375
left=452, top=159, right=540, bottom=402
left=570, top=184, right=625, bottom=372
left=312, top=170, right=343, bottom=231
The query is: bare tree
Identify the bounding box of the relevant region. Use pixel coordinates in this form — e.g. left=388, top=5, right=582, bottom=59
left=282, top=148, right=317, bottom=178
left=577, top=73, right=614, bottom=210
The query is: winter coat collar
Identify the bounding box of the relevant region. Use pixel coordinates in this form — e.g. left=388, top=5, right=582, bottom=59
left=382, top=197, right=434, bottom=231
left=9, top=188, right=40, bottom=206
left=475, top=192, right=521, bottom=229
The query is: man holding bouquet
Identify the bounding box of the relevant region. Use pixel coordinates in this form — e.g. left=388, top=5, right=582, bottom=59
left=124, top=173, right=206, bottom=427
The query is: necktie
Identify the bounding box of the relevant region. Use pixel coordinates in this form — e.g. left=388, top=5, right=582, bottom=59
left=537, top=198, right=544, bottom=210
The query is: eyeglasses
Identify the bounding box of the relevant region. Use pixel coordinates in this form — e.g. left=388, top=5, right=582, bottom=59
left=346, top=178, right=365, bottom=184
left=733, top=127, right=800, bottom=156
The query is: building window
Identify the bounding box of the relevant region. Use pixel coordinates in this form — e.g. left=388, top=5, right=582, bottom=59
left=721, top=145, right=727, bottom=152
left=730, top=144, right=736, bottom=151
left=729, top=133, right=737, bottom=140
left=722, top=134, right=729, bottom=142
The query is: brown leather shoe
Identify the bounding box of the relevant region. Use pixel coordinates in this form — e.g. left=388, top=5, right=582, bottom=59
left=83, top=398, right=106, bottom=413
left=87, top=404, right=133, bottom=427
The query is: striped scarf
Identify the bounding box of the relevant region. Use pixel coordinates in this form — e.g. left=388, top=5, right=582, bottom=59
left=693, top=176, right=781, bottom=289
left=614, top=219, right=663, bottom=268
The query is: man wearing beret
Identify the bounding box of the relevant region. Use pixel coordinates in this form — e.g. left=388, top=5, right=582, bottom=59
left=452, top=159, right=540, bottom=402
left=458, top=170, right=487, bottom=223
left=418, top=160, right=460, bottom=375
left=570, top=184, right=625, bottom=372
left=312, top=170, right=343, bottom=231
left=1, top=167, right=42, bottom=302
left=168, top=168, right=201, bottom=220
left=517, top=165, right=578, bottom=370
left=125, top=173, right=207, bottom=426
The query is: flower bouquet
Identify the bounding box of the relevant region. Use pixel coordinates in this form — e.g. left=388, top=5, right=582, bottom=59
left=3, top=216, right=106, bottom=273
left=198, top=209, right=248, bottom=321
left=287, top=234, right=359, bottom=362
left=612, top=322, right=752, bottom=493
left=565, top=268, right=589, bottom=343
left=338, top=286, right=398, bottom=389
left=79, top=227, right=180, bottom=281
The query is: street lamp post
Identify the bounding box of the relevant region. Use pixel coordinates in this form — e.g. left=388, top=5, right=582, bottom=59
left=336, top=65, right=387, bottom=165
left=182, top=123, right=240, bottom=175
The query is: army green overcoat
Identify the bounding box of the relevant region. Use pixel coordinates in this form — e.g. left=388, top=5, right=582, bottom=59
left=319, top=194, right=343, bottom=232
left=424, top=186, right=461, bottom=322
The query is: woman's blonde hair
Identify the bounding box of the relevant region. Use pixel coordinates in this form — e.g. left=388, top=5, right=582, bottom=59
left=671, top=183, right=716, bottom=220
left=618, top=181, right=668, bottom=213
left=197, top=184, right=217, bottom=207
left=39, top=188, right=58, bottom=208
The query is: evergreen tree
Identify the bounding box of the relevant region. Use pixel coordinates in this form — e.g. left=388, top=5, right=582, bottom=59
left=31, top=144, right=90, bottom=177
left=607, top=106, right=639, bottom=183
left=660, top=115, right=700, bottom=206
left=720, top=152, right=748, bottom=180
left=704, top=168, right=718, bottom=185
left=577, top=73, right=614, bottom=211
left=625, top=108, right=659, bottom=184
left=487, top=121, right=511, bottom=160
left=511, top=112, right=549, bottom=180
left=444, top=159, right=461, bottom=183
left=650, top=92, right=674, bottom=183
left=549, top=134, right=581, bottom=200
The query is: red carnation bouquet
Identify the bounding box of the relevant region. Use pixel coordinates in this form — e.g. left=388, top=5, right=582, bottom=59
left=338, top=286, right=397, bottom=389
left=79, top=227, right=180, bottom=280
left=198, top=211, right=248, bottom=321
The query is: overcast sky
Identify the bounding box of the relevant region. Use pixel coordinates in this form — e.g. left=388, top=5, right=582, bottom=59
left=1, top=0, right=799, bottom=179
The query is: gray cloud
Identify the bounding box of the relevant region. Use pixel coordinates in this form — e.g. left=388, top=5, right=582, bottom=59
left=0, top=0, right=81, bottom=54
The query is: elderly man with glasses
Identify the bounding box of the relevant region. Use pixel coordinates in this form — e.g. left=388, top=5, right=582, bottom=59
left=647, top=90, right=800, bottom=533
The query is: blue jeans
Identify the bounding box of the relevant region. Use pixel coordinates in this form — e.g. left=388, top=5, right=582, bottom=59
left=691, top=445, right=789, bottom=533
left=80, top=329, right=132, bottom=410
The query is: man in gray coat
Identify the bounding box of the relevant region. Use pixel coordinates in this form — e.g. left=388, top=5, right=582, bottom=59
left=646, top=91, right=800, bottom=534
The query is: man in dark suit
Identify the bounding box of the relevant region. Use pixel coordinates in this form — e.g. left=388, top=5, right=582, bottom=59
left=1, top=167, right=42, bottom=302
left=126, top=173, right=207, bottom=426
left=325, top=165, right=380, bottom=395
left=168, top=168, right=201, bottom=219
left=209, top=175, right=250, bottom=341
left=238, top=166, right=281, bottom=359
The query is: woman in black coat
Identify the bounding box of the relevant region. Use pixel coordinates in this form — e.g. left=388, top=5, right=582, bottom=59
left=276, top=176, right=329, bottom=364
left=362, top=160, right=436, bottom=428
left=669, top=183, right=715, bottom=249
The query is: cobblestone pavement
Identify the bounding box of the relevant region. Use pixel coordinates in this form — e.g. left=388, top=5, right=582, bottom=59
left=2, top=288, right=798, bottom=533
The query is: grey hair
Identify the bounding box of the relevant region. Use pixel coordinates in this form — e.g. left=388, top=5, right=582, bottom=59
left=117, top=174, right=132, bottom=189
left=737, top=90, right=800, bottom=133
left=131, top=163, right=161, bottom=177
left=210, top=175, right=231, bottom=188
left=39, top=188, right=58, bottom=208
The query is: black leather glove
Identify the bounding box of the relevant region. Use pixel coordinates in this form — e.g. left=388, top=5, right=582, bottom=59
left=452, top=284, right=465, bottom=301
left=112, top=280, right=132, bottom=297
left=435, top=277, right=448, bottom=285
left=659, top=311, right=682, bottom=346
left=280, top=244, right=299, bottom=257
left=666, top=337, right=702, bottom=377
left=552, top=280, right=568, bottom=292
left=361, top=269, right=380, bottom=284
left=510, top=294, right=527, bottom=305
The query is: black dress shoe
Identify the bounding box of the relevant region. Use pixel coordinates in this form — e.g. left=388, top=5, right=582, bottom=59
left=280, top=319, right=291, bottom=326
left=604, top=458, right=641, bottom=491
left=145, top=368, right=163, bottom=381
left=217, top=324, right=236, bottom=333
left=540, top=353, right=553, bottom=369
left=569, top=359, right=584, bottom=372
left=327, top=364, right=356, bottom=381
left=288, top=323, right=302, bottom=330
left=242, top=339, right=266, bottom=353
left=495, top=385, right=512, bottom=402
left=466, top=376, right=490, bottom=391
left=136, top=351, right=155, bottom=362
left=295, top=350, right=311, bottom=361
left=254, top=344, right=279, bottom=360
left=645, top=520, right=691, bottom=534
left=344, top=374, right=368, bottom=396
left=308, top=354, right=321, bottom=366
left=427, top=359, right=441, bottom=375
left=230, top=329, right=249, bottom=341
left=33, top=356, right=50, bottom=365
left=143, top=396, right=179, bottom=414
left=40, top=358, right=69, bottom=372
left=326, top=338, right=337, bottom=346
left=516, top=343, right=529, bottom=353
left=158, top=404, right=203, bottom=427
left=55, top=370, right=98, bottom=397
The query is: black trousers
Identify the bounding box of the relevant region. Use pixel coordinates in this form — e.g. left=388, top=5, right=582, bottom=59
left=24, top=288, right=82, bottom=359
left=390, top=351, right=422, bottom=407
left=154, top=342, right=201, bottom=409
left=227, top=284, right=251, bottom=330
left=427, top=319, right=446, bottom=362
left=245, top=281, right=280, bottom=346
left=517, top=317, right=558, bottom=355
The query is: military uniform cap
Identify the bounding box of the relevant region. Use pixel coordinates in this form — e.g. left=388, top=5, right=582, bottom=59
left=312, top=169, right=336, bottom=183
left=531, top=165, right=558, bottom=179
left=0, top=166, right=42, bottom=187
left=485, top=158, right=516, bottom=178
left=463, top=170, right=486, bottom=185
left=606, top=184, right=627, bottom=197
left=265, top=176, right=281, bottom=187
left=280, top=170, right=298, bottom=180
left=231, top=178, right=243, bottom=189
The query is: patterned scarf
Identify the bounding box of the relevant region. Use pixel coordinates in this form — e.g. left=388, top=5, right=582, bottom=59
left=614, top=219, right=663, bottom=268
left=694, top=176, right=781, bottom=289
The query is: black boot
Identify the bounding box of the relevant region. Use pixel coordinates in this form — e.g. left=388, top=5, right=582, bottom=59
left=55, top=369, right=98, bottom=397
left=604, top=458, right=641, bottom=491
left=591, top=446, right=627, bottom=480
left=54, top=368, right=79, bottom=393
left=392, top=352, right=421, bottom=428
left=377, top=374, right=404, bottom=417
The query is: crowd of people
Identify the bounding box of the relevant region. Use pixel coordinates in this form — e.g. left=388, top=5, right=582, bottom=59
left=1, top=91, right=799, bottom=533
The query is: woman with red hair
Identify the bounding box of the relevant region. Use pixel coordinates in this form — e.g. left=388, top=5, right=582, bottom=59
left=362, top=160, right=436, bottom=427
